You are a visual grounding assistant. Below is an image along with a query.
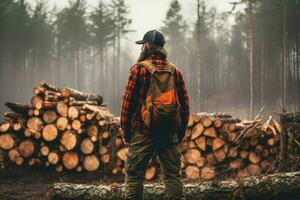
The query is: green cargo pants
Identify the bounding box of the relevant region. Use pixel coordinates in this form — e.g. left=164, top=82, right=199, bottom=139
left=124, top=126, right=184, bottom=200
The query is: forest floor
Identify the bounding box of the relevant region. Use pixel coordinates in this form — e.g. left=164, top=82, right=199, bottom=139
left=0, top=166, right=124, bottom=200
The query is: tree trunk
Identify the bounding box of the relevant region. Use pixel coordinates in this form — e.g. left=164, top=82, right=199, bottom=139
left=51, top=171, right=300, bottom=200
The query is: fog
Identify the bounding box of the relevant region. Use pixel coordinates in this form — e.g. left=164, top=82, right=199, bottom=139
left=0, top=0, right=299, bottom=120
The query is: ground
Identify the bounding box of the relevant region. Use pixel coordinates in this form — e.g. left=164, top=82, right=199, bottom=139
left=0, top=166, right=123, bottom=200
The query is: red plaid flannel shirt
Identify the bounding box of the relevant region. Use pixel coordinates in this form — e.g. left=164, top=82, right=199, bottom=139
left=120, top=55, right=190, bottom=143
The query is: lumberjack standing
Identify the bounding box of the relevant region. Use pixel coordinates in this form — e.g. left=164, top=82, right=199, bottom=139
left=120, top=30, right=190, bottom=200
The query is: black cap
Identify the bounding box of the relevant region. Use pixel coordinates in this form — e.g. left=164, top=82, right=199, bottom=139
left=135, top=30, right=165, bottom=46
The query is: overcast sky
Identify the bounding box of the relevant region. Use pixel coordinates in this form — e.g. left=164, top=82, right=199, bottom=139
left=27, top=0, right=243, bottom=56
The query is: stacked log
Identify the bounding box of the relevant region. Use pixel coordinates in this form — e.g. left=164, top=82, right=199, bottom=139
left=0, top=82, right=284, bottom=182
left=181, top=112, right=281, bottom=180
left=0, top=81, right=118, bottom=172
left=0, top=81, right=159, bottom=181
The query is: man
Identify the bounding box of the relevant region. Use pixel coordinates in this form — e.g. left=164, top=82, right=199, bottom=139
left=120, top=30, right=190, bottom=200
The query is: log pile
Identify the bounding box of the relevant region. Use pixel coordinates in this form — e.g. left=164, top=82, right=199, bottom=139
left=0, top=81, right=119, bottom=172
left=181, top=112, right=281, bottom=180
left=0, top=81, right=159, bottom=180
left=0, top=82, right=285, bottom=182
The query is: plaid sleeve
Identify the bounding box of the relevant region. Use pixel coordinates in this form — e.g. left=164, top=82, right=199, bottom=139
left=120, top=64, right=139, bottom=142
left=175, top=69, right=190, bottom=142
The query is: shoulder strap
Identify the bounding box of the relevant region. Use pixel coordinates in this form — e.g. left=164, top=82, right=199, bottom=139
left=137, top=61, right=156, bottom=74
left=137, top=61, right=177, bottom=74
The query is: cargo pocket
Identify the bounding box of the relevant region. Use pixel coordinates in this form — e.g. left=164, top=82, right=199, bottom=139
left=125, top=152, right=139, bottom=175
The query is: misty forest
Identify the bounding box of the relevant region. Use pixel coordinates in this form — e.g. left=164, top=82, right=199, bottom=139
left=0, top=0, right=299, bottom=119
left=1, top=0, right=300, bottom=199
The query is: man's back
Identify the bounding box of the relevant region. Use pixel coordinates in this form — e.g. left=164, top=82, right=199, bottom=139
left=121, top=54, right=190, bottom=144
left=120, top=30, right=189, bottom=200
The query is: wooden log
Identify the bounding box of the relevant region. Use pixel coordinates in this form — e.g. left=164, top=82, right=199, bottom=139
left=55, top=164, right=64, bottom=172
left=191, top=123, right=205, bottom=140
left=70, top=101, right=98, bottom=107
left=68, top=106, right=79, bottom=120
left=227, top=132, right=238, bottom=142
left=102, top=130, right=111, bottom=140
left=213, top=118, right=223, bottom=128
left=42, top=124, right=58, bottom=142
left=87, top=125, right=98, bottom=142
left=114, top=137, right=123, bottom=148
left=56, top=102, right=68, bottom=117
left=56, top=117, right=69, bottom=131
left=8, top=148, right=20, bottom=162
left=12, top=122, right=22, bottom=131
left=145, top=166, right=157, bottom=181
left=195, top=136, right=206, bottom=151
left=83, top=155, right=100, bottom=172
left=247, top=164, right=261, bottom=176
left=184, top=149, right=201, bottom=164
left=15, top=156, right=24, bottom=166
left=191, top=114, right=201, bottom=124
left=248, top=152, right=261, bottom=164
left=60, top=130, right=77, bottom=150
left=18, top=139, right=35, bottom=158
left=222, top=143, right=229, bottom=154
left=200, top=166, right=215, bottom=181
left=262, top=149, right=270, bottom=158
left=212, top=138, right=225, bottom=151
left=31, top=96, right=43, bottom=109
left=187, top=116, right=194, bottom=128
left=228, top=147, right=238, bottom=158
left=51, top=171, right=300, bottom=199
left=241, top=140, right=250, bottom=150
left=5, top=102, right=30, bottom=115
left=184, top=128, right=192, bottom=138
left=117, top=147, right=128, bottom=161
left=39, top=80, right=59, bottom=92
left=80, top=138, right=94, bottom=154
left=99, top=146, right=108, bottom=155
left=27, top=117, right=43, bottom=132
left=40, top=145, right=50, bottom=156
left=202, top=117, right=213, bottom=127
left=101, top=153, right=110, bottom=164
left=261, top=159, right=273, bottom=171
left=195, top=157, right=205, bottom=168
left=240, top=150, right=249, bottom=159
left=203, top=127, right=217, bottom=138
left=48, top=151, right=60, bottom=165
left=62, top=151, right=79, bottom=170
left=237, top=168, right=251, bottom=178
left=43, top=110, right=57, bottom=124
left=0, top=134, right=15, bottom=150
left=33, top=109, right=41, bottom=116
left=249, top=137, right=258, bottom=146
left=71, top=119, right=81, bottom=130
left=206, top=153, right=218, bottom=166
left=188, top=141, right=196, bottom=149
left=255, top=145, right=264, bottom=154
left=0, top=122, right=10, bottom=132
left=60, top=87, right=103, bottom=105
left=33, top=86, right=45, bottom=95
left=184, top=165, right=200, bottom=180
left=214, top=148, right=226, bottom=162
left=230, top=158, right=244, bottom=169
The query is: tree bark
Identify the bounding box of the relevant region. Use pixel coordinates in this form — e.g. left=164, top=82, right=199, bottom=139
left=51, top=171, right=300, bottom=200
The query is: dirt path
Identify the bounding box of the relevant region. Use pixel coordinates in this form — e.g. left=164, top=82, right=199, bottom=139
left=0, top=166, right=123, bottom=200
